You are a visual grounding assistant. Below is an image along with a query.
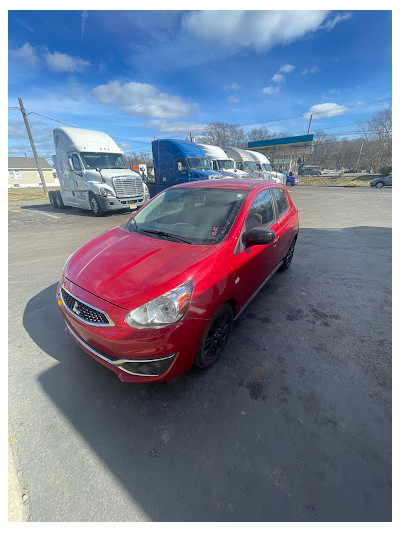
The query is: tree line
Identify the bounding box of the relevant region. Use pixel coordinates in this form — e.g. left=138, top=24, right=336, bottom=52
left=126, top=106, right=391, bottom=174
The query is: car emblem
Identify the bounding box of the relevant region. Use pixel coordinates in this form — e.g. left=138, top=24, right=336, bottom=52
left=72, top=301, right=81, bottom=315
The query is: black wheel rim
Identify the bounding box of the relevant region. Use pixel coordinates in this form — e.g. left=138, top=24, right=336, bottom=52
left=203, top=312, right=231, bottom=362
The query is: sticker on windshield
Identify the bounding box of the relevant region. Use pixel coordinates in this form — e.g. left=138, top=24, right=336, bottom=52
left=212, top=226, right=219, bottom=236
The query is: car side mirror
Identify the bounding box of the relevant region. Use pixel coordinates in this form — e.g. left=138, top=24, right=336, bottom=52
left=244, top=227, right=275, bottom=247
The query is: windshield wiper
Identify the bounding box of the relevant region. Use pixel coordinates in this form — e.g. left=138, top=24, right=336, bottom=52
left=139, top=229, right=193, bottom=244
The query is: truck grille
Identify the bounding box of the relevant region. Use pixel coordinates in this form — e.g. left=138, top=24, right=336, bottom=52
left=61, top=288, right=112, bottom=325
left=113, top=177, right=143, bottom=198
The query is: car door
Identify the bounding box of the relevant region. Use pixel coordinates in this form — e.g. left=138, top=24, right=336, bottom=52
left=386, top=175, right=392, bottom=186
left=68, top=153, right=88, bottom=207
left=270, top=187, right=294, bottom=261
left=229, top=188, right=281, bottom=309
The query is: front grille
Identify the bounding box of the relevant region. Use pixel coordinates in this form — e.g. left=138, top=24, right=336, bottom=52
left=61, top=288, right=110, bottom=325
left=113, top=177, right=144, bottom=198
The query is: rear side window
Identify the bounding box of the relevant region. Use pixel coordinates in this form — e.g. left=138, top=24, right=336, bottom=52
left=271, top=187, right=289, bottom=217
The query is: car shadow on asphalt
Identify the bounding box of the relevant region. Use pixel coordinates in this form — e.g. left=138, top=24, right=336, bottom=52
left=20, top=204, right=130, bottom=218
left=21, top=226, right=392, bottom=521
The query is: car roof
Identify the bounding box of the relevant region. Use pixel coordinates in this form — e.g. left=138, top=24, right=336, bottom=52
left=172, top=179, right=281, bottom=191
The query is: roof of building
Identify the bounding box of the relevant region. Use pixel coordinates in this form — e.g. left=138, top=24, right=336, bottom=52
left=8, top=157, right=53, bottom=170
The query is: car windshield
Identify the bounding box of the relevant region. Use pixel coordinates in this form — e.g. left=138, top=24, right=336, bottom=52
left=80, top=152, right=128, bottom=169
left=244, top=161, right=257, bottom=171
left=187, top=158, right=212, bottom=170
left=262, top=163, right=272, bottom=171
left=218, top=159, right=235, bottom=170
left=125, top=187, right=248, bottom=245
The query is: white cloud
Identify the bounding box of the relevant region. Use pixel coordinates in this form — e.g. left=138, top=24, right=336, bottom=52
left=44, top=51, right=91, bottom=72
left=144, top=119, right=206, bottom=135
left=92, top=80, right=194, bottom=119
left=228, top=95, right=240, bottom=104
left=182, top=11, right=348, bottom=52
left=301, top=65, right=320, bottom=75
left=271, top=73, right=285, bottom=83
left=279, top=64, right=295, bottom=74
left=262, top=86, right=280, bottom=95
left=81, top=11, right=88, bottom=41
left=304, top=103, right=348, bottom=119
left=9, top=42, right=39, bottom=67
left=224, top=82, right=241, bottom=91
left=320, top=13, right=351, bottom=31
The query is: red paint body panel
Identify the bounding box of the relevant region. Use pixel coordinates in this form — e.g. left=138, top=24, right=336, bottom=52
left=58, top=180, right=299, bottom=383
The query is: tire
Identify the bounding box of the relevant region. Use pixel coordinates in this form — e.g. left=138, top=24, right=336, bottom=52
left=279, top=237, right=296, bottom=271
left=195, top=304, right=233, bottom=370
left=53, top=191, right=65, bottom=209
left=49, top=191, right=57, bottom=207
left=375, top=182, right=384, bottom=189
left=89, top=193, right=105, bottom=217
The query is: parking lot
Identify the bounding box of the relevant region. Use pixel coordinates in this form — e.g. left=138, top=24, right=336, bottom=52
left=8, top=186, right=392, bottom=521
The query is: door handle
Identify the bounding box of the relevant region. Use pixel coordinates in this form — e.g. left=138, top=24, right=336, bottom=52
left=273, top=235, right=280, bottom=246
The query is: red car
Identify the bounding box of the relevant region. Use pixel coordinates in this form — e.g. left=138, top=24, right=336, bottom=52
left=57, top=179, right=299, bottom=383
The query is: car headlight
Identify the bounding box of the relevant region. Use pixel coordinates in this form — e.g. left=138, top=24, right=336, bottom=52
left=99, top=187, right=114, bottom=197
left=124, top=279, right=194, bottom=328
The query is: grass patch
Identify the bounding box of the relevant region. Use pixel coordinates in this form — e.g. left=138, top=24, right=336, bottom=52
left=298, top=174, right=377, bottom=187
left=8, top=186, right=60, bottom=202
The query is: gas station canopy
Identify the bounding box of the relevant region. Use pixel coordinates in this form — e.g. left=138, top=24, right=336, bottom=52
left=247, top=134, right=314, bottom=156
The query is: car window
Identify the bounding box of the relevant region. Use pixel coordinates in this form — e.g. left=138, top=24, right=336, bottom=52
left=126, top=187, right=248, bottom=245
left=244, top=189, right=275, bottom=233
left=70, top=154, right=82, bottom=171
left=271, top=187, right=289, bottom=218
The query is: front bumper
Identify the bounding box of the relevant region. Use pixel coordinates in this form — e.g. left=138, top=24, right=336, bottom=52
left=57, top=279, right=208, bottom=383
left=97, top=193, right=150, bottom=212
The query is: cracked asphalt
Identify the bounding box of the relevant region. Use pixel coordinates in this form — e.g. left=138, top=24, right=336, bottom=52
left=8, top=186, right=391, bottom=521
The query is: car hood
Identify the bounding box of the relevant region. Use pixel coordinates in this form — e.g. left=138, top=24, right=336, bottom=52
left=64, top=227, right=218, bottom=309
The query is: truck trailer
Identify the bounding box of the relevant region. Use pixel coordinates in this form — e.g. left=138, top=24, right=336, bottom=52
left=50, top=127, right=150, bottom=216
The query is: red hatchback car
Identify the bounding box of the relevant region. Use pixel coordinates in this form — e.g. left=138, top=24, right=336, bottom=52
left=57, top=179, right=299, bottom=383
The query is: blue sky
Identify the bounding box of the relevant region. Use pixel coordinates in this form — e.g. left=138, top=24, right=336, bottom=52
left=8, top=10, right=392, bottom=160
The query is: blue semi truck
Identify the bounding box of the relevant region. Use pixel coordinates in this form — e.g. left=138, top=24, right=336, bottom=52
left=152, top=139, right=223, bottom=193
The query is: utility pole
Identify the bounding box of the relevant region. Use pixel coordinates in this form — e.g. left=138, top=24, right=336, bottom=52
left=307, top=114, right=313, bottom=135
left=356, top=141, right=364, bottom=171
left=18, top=97, right=48, bottom=195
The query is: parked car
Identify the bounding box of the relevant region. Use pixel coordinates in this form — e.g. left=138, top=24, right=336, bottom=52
left=57, top=179, right=299, bottom=383
left=299, top=168, right=321, bottom=176
left=370, top=175, right=392, bottom=188
left=286, top=174, right=300, bottom=186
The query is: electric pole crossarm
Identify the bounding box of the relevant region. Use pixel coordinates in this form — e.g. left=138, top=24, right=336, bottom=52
left=18, top=98, right=48, bottom=195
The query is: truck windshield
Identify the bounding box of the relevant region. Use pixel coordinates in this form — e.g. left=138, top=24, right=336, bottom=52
left=262, top=163, right=272, bottom=171
left=187, top=158, right=212, bottom=170
left=125, top=187, right=248, bottom=245
left=244, top=161, right=257, bottom=171
left=80, top=153, right=128, bottom=169
left=217, top=159, right=235, bottom=170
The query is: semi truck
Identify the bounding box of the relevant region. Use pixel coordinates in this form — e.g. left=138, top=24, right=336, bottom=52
left=50, top=127, right=150, bottom=216
left=152, top=139, right=223, bottom=193
left=245, top=150, right=286, bottom=184
left=221, top=146, right=272, bottom=181
left=197, top=143, right=250, bottom=179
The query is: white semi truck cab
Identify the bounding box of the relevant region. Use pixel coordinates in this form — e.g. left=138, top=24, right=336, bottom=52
left=50, top=127, right=150, bottom=216
left=222, top=145, right=272, bottom=181
left=245, top=150, right=286, bottom=184
left=197, top=143, right=250, bottom=179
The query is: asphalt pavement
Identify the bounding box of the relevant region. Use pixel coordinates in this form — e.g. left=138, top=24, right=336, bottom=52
left=8, top=186, right=392, bottom=521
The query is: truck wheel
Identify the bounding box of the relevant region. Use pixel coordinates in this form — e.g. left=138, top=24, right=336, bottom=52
left=195, top=304, right=233, bottom=370
left=54, top=191, right=65, bottom=208
left=89, top=193, right=104, bottom=216
left=49, top=191, right=57, bottom=207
